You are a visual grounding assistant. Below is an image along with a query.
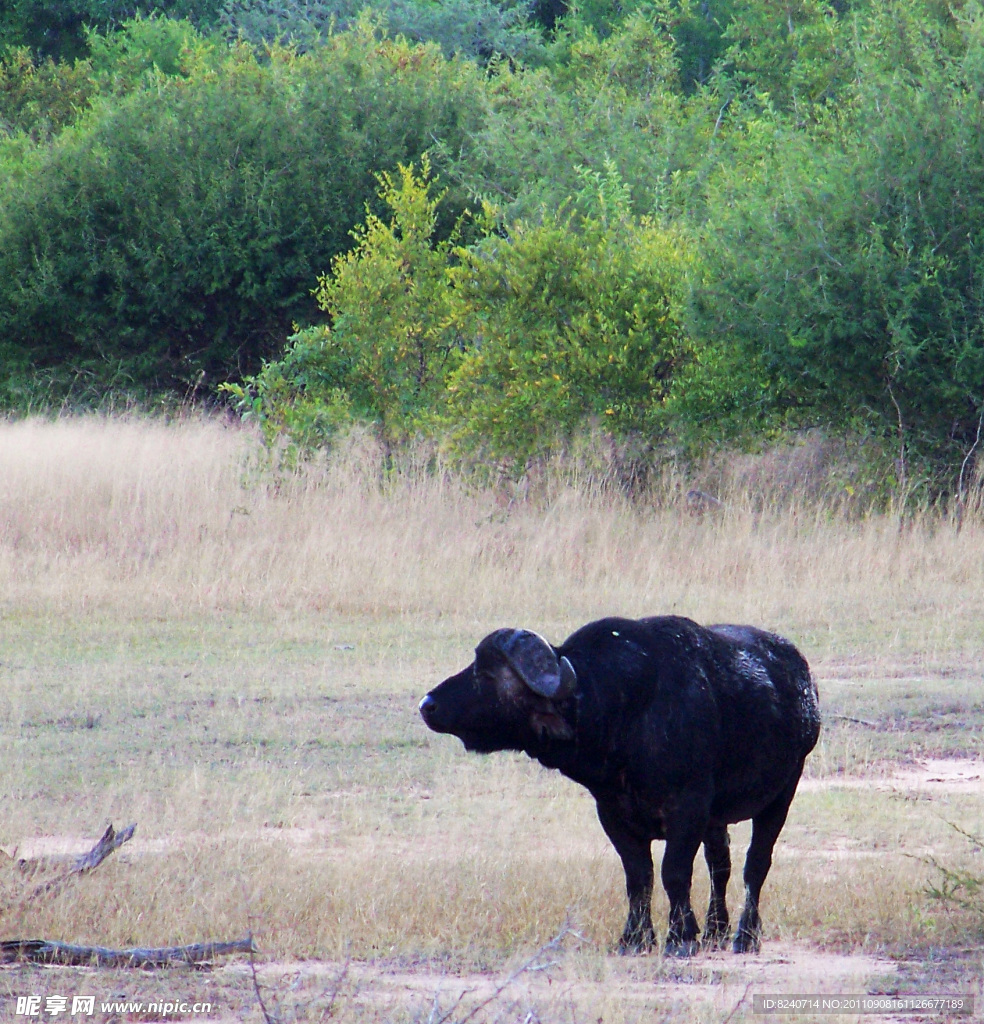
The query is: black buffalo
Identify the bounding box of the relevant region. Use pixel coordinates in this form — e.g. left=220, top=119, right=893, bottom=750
left=419, top=615, right=820, bottom=955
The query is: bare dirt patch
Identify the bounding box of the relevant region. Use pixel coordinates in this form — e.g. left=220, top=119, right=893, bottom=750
left=222, top=941, right=902, bottom=1024
left=800, top=758, right=984, bottom=795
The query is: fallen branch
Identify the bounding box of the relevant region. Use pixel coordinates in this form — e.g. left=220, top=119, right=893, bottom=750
left=71, top=823, right=137, bottom=873
left=0, top=937, right=257, bottom=968
left=828, top=714, right=880, bottom=729
left=23, top=823, right=137, bottom=899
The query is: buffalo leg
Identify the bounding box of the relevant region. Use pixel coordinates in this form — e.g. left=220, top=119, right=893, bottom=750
left=660, top=812, right=707, bottom=956
left=734, top=770, right=802, bottom=954
left=702, top=823, right=731, bottom=948
left=595, top=801, right=655, bottom=953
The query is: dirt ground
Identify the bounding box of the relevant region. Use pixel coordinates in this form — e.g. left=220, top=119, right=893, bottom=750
left=798, top=758, right=984, bottom=795
left=2, top=932, right=975, bottom=1023
left=219, top=942, right=898, bottom=1023
left=0, top=936, right=936, bottom=1024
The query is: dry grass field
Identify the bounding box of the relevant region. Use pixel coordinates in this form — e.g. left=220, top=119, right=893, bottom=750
left=0, top=416, right=981, bottom=1023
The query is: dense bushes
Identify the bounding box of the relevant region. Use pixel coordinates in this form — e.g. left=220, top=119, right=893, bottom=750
left=0, top=23, right=487, bottom=398
left=220, top=0, right=549, bottom=65
left=3, top=0, right=984, bottom=494
left=692, top=3, right=984, bottom=490
left=0, top=0, right=224, bottom=61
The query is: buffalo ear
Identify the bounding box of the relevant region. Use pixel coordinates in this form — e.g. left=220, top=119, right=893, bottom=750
left=529, top=708, right=574, bottom=741
left=481, top=628, right=577, bottom=700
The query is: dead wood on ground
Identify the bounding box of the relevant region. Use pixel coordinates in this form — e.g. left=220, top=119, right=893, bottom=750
left=17, top=823, right=137, bottom=899
left=0, top=937, right=257, bottom=968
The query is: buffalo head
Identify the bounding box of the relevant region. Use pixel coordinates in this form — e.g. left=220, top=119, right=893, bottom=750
left=419, top=627, right=577, bottom=753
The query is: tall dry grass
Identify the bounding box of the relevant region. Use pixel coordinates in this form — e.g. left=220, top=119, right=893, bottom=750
left=0, top=415, right=981, bottom=663
left=1, top=415, right=983, bottom=996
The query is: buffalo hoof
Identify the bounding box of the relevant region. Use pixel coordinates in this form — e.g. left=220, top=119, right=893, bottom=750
left=701, top=929, right=731, bottom=951
left=732, top=929, right=761, bottom=954
left=617, top=932, right=655, bottom=955
left=664, top=939, right=700, bottom=958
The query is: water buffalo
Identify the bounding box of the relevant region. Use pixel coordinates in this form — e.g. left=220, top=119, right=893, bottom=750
left=419, top=615, right=820, bottom=955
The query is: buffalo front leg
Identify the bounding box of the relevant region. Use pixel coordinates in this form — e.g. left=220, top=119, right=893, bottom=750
left=702, top=823, right=731, bottom=949
left=735, top=769, right=802, bottom=954
left=595, top=800, right=655, bottom=953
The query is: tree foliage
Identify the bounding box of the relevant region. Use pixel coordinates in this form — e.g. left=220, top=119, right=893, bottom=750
left=0, top=16, right=219, bottom=141
left=220, top=0, right=548, bottom=65
left=0, top=0, right=224, bottom=62
left=691, top=1, right=984, bottom=489
left=0, top=47, right=97, bottom=139
left=0, top=22, right=486, bottom=400
left=3, top=0, right=984, bottom=491
left=441, top=199, right=694, bottom=462
left=227, top=161, right=695, bottom=464
left=224, top=159, right=464, bottom=450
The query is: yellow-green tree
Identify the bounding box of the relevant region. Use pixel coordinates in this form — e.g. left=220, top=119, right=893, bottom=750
left=231, top=160, right=696, bottom=465
left=224, top=160, right=463, bottom=451
left=442, top=207, right=695, bottom=463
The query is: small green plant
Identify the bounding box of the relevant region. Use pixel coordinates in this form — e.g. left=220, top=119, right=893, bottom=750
left=923, top=822, right=984, bottom=922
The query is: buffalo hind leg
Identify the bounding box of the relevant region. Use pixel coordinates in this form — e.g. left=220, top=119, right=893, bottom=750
left=595, top=800, right=656, bottom=953
left=702, top=823, right=731, bottom=949
left=660, top=811, right=708, bottom=957
left=734, top=769, right=802, bottom=954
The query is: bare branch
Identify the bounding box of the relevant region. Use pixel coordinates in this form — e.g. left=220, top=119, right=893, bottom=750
left=11, top=823, right=138, bottom=901
left=446, top=922, right=585, bottom=1024
left=318, top=958, right=351, bottom=1022
left=957, top=404, right=984, bottom=512
left=247, top=935, right=278, bottom=1024
left=721, top=982, right=753, bottom=1024
left=829, top=713, right=880, bottom=729
left=712, top=97, right=732, bottom=138
left=71, top=822, right=137, bottom=874
left=885, top=380, right=908, bottom=502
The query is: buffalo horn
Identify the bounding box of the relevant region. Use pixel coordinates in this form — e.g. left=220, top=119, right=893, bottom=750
left=558, top=655, right=577, bottom=697
left=494, top=629, right=577, bottom=700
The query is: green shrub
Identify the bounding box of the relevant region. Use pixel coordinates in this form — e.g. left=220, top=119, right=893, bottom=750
left=0, top=0, right=225, bottom=62
left=0, top=18, right=221, bottom=143
left=0, top=47, right=96, bottom=139
left=689, top=5, right=984, bottom=492
left=441, top=206, right=695, bottom=465
left=229, top=159, right=696, bottom=467
left=437, top=8, right=722, bottom=225
left=223, top=159, right=464, bottom=451
left=0, top=22, right=487, bottom=402
left=86, top=13, right=218, bottom=83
